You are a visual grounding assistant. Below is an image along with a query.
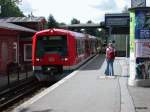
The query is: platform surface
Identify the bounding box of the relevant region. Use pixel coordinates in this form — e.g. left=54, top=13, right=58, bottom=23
left=14, top=55, right=150, bottom=112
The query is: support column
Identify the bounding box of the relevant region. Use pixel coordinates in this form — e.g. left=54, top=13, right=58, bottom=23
left=128, top=7, right=150, bottom=86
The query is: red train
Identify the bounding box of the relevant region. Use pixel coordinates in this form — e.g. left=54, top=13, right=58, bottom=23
left=32, top=28, right=101, bottom=81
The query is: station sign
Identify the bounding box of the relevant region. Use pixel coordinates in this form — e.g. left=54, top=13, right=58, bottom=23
left=105, top=17, right=129, bottom=27
left=131, top=0, right=146, bottom=8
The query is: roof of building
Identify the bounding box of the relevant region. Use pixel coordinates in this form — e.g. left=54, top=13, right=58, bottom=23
left=105, top=13, right=129, bottom=17
left=60, top=22, right=105, bottom=29
left=129, top=7, right=150, bottom=11
left=66, top=23, right=100, bottom=27
left=0, top=22, right=36, bottom=33
left=0, top=17, right=46, bottom=23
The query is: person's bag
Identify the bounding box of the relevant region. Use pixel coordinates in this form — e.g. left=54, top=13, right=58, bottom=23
left=107, top=48, right=116, bottom=60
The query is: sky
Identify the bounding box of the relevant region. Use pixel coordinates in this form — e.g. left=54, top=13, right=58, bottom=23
left=19, top=0, right=150, bottom=24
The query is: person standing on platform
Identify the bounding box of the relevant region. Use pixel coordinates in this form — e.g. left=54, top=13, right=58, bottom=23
left=105, top=42, right=116, bottom=77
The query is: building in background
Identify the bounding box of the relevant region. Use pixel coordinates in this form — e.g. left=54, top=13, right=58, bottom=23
left=0, top=17, right=47, bottom=74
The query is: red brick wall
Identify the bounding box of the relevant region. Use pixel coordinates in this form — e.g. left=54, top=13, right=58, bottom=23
left=0, top=29, right=18, bottom=74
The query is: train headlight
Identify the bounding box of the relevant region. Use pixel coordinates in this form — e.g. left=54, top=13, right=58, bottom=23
left=47, top=67, right=51, bottom=71
left=64, top=58, right=68, bottom=61
left=36, top=58, right=40, bottom=62
left=50, top=30, right=54, bottom=33
left=61, top=58, right=68, bottom=61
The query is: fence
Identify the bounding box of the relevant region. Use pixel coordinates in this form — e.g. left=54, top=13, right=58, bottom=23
left=0, top=63, right=33, bottom=90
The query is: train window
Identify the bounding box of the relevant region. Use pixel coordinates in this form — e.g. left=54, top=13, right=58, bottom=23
left=77, top=39, right=81, bottom=55
left=76, top=40, right=79, bottom=55
left=36, top=36, right=67, bottom=57
left=81, top=39, right=85, bottom=53
left=36, top=39, right=45, bottom=58
left=76, top=39, right=85, bottom=55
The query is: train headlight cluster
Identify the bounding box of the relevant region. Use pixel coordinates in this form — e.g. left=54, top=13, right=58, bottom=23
left=47, top=67, right=51, bottom=71
left=36, top=58, right=40, bottom=62
left=61, top=58, right=68, bottom=61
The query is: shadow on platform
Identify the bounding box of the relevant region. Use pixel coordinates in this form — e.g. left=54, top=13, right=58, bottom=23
left=81, top=55, right=105, bottom=71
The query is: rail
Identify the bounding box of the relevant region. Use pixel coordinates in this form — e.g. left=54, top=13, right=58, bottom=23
left=0, top=62, right=34, bottom=92
left=0, top=78, right=40, bottom=111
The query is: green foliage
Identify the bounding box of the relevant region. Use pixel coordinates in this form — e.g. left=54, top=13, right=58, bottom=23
left=71, top=18, right=80, bottom=24
left=11, top=0, right=22, bottom=4
left=59, top=22, right=66, bottom=26
left=87, top=20, right=92, bottom=24
left=0, top=0, right=24, bottom=17
left=47, top=14, right=59, bottom=28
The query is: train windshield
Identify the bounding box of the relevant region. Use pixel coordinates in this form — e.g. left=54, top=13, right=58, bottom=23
left=36, top=36, right=67, bottom=57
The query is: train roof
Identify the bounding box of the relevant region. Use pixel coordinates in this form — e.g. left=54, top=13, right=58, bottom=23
left=35, top=28, right=83, bottom=36
left=35, top=28, right=97, bottom=39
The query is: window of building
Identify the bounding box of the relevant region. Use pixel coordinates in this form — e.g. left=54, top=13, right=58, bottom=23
left=12, top=42, right=17, bottom=63
left=24, top=44, right=32, bottom=61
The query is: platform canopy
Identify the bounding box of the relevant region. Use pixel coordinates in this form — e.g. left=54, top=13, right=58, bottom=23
left=60, top=22, right=105, bottom=29
left=105, top=13, right=130, bottom=34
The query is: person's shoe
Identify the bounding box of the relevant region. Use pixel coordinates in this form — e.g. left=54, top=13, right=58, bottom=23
left=106, top=76, right=111, bottom=78
left=110, top=76, right=116, bottom=78
left=107, top=76, right=116, bottom=79
left=99, top=76, right=106, bottom=79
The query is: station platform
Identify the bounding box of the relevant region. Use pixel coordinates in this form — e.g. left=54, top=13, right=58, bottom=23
left=14, top=55, right=150, bottom=112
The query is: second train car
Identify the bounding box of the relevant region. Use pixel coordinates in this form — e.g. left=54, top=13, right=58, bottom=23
left=32, top=28, right=100, bottom=81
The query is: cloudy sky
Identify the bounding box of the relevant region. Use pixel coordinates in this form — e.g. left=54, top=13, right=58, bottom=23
left=19, top=0, right=150, bottom=24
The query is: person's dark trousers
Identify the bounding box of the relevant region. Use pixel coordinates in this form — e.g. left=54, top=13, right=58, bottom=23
left=108, top=59, right=114, bottom=76
left=105, top=59, right=109, bottom=76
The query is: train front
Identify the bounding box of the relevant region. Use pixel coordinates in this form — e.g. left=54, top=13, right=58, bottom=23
left=32, top=29, right=68, bottom=81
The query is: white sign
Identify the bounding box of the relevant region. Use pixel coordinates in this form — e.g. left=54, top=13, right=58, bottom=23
left=135, top=39, right=150, bottom=57
left=131, top=0, right=146, bottom=8
left=0, top=5, right=1, bottom=14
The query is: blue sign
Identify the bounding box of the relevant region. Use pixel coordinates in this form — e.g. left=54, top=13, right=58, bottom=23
left=140, top=29, right=150, bottom=39
left=135, top=11, right=145, bottom=29
left=135, top=29, right=150, bottom=39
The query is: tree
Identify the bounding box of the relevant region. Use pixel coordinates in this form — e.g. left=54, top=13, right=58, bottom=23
left=71, top=18, right=80, bottom=24
left=0, top=0, right=24, bottom=17
left=69, top=18, right=80, bottom=32
left=12, top=0, right=22, bottom=4
left=87, top=20, right=93, bottom=24
left=59, top=22, right=66, bottom=26
left=47, top=14, right=59, bottom=28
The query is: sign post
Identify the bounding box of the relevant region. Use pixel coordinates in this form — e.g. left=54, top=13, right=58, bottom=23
left=0, top=5, right=1, bottom=14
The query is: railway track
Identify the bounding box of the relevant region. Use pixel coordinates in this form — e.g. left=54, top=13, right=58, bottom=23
left=0, top=77, right=41, bottom=111
left=0, top=67, right=75, bottom=111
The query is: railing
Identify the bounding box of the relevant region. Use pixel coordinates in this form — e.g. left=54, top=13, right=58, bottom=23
left=0, top=63, right=33, bottom=90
